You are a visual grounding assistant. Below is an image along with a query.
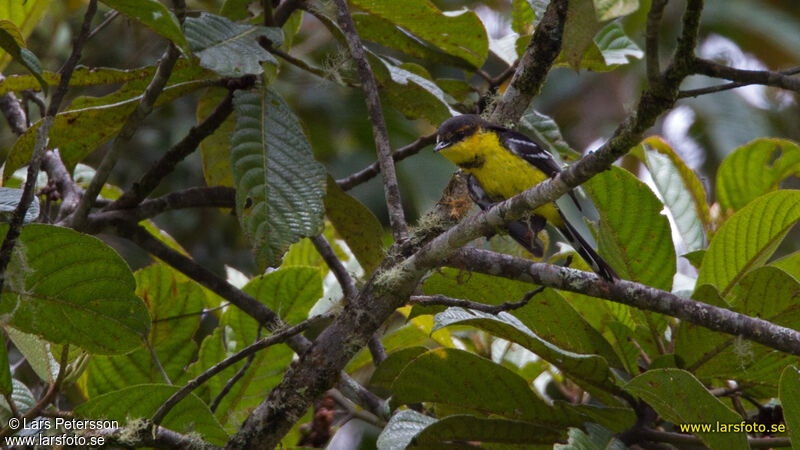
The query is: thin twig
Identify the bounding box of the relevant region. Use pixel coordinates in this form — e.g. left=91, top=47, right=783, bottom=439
left=680, top=65, right=800, bottom=98
left=151, top=314, right=331, bottom=425
left=367, top=335, right=387, bottom=365
left=145, top=339, right=172, bottom=384
left=332, top=0, right=408, bottom=242
left=87, top=10, right=119, bottom=40
left=336, top=133, right=436, bottom=191
left=311, top=235, right=357, bottom=300
left=0, top=0, right=98, bottom=307
left=268, top=46, right=338, bottom=81
left=327, top=389, right=386, bottom=428
left=690, top=58, right=800, bottom=93
left=645, top=0, right=668, bottom=86
left=409, top=287, right=545, bottom=315
left=152, top=303, right=229, bottom=323
left=210, top=328, right=261, bottom=412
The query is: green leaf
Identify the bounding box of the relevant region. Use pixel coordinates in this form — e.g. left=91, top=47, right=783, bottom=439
left=350, top=0, right=488, bottom=69
left=512, top=0, right=537, bottom=34
left=0, top=224, right=149, bottom=355
left=219, top=0, right=256, bottom=20
left=370, top=346, right=428, bottom=390
left=85, top=264, right=204, bottom=396
left=2, top=327, right=59, bottom=383
left=0, top=187, right=39, bottom=224
left=780, top=366, right=800, bottom=449
left=392, top=348, right=579, bottom=425
left=414, top=415, right=563, bottom=446
left=593, top=0, right=640, bottom=21
left=518, top=108, right=581, bottom=160
left=325, top=176, right=384, bottom=274
left=0, top=335, right=10, bottom=395
left=0, top=0, right=49, bottom=71
left=555, top=423, right=626, bottom=450
left=377, top=410, right=437, bottom=450
left=625, top=369, right=747, bottom=449
left=636, top=137, right=709, bottom=252
left=75, top=384, right=228, bottom=446
left=716, top=138, right=800, bottom=213
left=590, top=22, right=643, bottom=66
left=561, top=0, right=605, bottom=70
left=99, top=0, right=191, bottom=54
left=0, top=379, right=34, bottom=422
left=697, top=190, right=800, bottom=297
left=0, top=20, right=47, bottom=92
left=198, top=88, right=235, bottom=187
left=184, top=12, right=282, bottom=77
left=584, top=166, right=676, bottom=291
left=231, top=88, right=326, bottom=269
left=347, top=322, right=435, bottom=373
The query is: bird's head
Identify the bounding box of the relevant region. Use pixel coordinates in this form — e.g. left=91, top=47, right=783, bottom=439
left=434, top=114, right=487, bottom=153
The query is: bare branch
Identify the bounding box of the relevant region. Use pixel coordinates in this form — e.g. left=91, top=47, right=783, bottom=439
left=678, top=65, right=800, bottom=98
left=0, top=77, right=27, bottom=135
left=41, top=150, right=82, bottom=221
left=691, top=58, right=800, bottom=93
left=409, top=287, right=545, bottom=315
left=87, top=10, right=120, bottom=40
left=311, top=234, right=357, bottom=300
left=336, top=134, right=436, bottom=191
left=331, top=0, right=408, bottom=242
left=274, top=0, right=305, bottom=26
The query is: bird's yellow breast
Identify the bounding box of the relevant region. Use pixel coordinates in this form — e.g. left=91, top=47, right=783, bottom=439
left=438, top=130, right=562, bottom=224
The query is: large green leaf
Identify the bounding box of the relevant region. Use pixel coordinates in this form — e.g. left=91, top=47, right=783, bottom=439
left=780, top=366, right=800, bottom=449
left=75, top=384, right=228, bottom=446
left=716, top=139, right=800, bottom=213
left=184, top=12, right=282, bottom=77
left=198, top=88, right=235, bottom=187
left=584, top=166, right=676, bottom=291
left=85, top=264, right=204, bottom=396
left=2, top=327, right=59, bottom=383
left=696, top=190, right=800, bottom=297
left=325, top=176, right=384, bottom=274
left=561, top=0, right=605, bottom=70
left=413, top=415, right=563, bottom=446
left=231, top=88, right=326, bottom=269
left=350, top=0, right=488, bottom=69
left=99, top=0, right=190, bottom=54
left=0, top=20, right=46, bottom=92
left=0, top=224, right=149, bottom=355
left=392, top=348, right=579, bottom=425
left=593, top=0, right=639, bottom=20
left=377, top=410, right=437, bottom=450
left=636, top=137, right=709, bottom=252
left=0, top=0, right=49, bottom=71
left=625, top=369, right=748, bottom=449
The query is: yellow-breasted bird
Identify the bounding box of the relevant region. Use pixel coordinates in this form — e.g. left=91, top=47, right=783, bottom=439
left=434, top=114, right=618, bottom=282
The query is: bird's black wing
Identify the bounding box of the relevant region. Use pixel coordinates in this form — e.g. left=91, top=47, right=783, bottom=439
left=466, top=174, right=546, bottom=257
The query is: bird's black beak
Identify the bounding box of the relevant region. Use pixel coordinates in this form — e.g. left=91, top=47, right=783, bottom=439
left=434, top=138, right=449, bottom=152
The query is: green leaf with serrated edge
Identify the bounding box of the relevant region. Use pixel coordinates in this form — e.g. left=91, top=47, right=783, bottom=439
left=3, top=327, right=59, bottom=383
left=0, top=336, right=10, bottom=395
left=325, top=176, right=384, bottom=274
left=74, top=384, right=228, bottom=446
left=99, top=0, right=190, bottom=55
left=555, top=423, right=627, bottom=450
left=584, top=166, right=676, bottom=291
left=562, top=0, right=605, bottom=70
left=4, top=75, right=209, bottom=182
left=717, top=139, right=800, bottom=213
left=231, top=88, right=326, bottom=269
left=634, top=137, right=709, bottom=252
left=512, top=0, right=537, bottom=34
left=350, top=0, right=488, bottom=69
left=85, top=264, right=204, bottom=396
left=433, top=308, right=618, bottom=400
left=0, top=20, right=47, bottom=92
left=518, top=108, right=581, bottom=160
left=780, top=366, right=800, bottom=448
left=593, top=0, right=639, bottom=21
left=198, top=88, right=235, bottom=187
left=0, top=379, right=34, bottom=421
left=377, top=410, right=436, bottom=450
left=0, top=0, right=49, bottom=71
left=184, top=13, right=282, bottom=77
left=352, top=13, right=473, bottom=69
left=697, top=190, right=800, bottom=297
left=370, top=346, right=427, bottom=390
left=625, top=369, right=748, bottom=449
left=415, top=415, right=563, bottom=445
left=392, top=348, right=581, bottom=426
left=0, top=224, right=149, bottom=355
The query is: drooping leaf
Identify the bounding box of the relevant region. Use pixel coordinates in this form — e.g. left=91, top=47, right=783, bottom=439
left=696, top=190, right=800, bottom=297
left=716, top=138, right=800, bottom=213
left=780, top=366, right=800, bottom=449
left=85, top=264, right=205, bottom=396
left=231, top=88, right=326, bottom=269
left=0, top=224, right=149, bottom=355
left=593, top=0, right=640, bottom=21
left=198, top=88, right=235, bottom=187
left=99, top=0, right=191, bottom=54
left=184, top=12, right=283, bottom=77
left=584, top=166, right=676, bottom=291
left=0, top=0, right=50, bottom=71
left=350, top=0, right=488, bottom=69
left=0, top=20, right=47, bottom=92
left=75, top=384, right=228, bottom=446
left=636, top=137, right=709, bottom=252
left=377, top=410, right=437, bottom=450
left=0, top=188, right=39, bottom=224
left=325, top=176, right=384, bottom=274
left=625, top=369, right=748, bottom=449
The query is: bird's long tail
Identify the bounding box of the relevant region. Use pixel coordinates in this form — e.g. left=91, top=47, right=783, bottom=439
left=557, top=210, right=618, bottom=282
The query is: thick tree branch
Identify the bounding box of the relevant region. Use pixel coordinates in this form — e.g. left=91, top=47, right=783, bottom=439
left=336, top=133, right=436, bottom=191
left=109, top=92, right=235, bottom=210
left=0, top=0, right=97, bottom=304
left=447, top=248, right=800, bottom=356
left=331, top=0, right=408, bottom=242
left=489, top=0, right=568, bottom=124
